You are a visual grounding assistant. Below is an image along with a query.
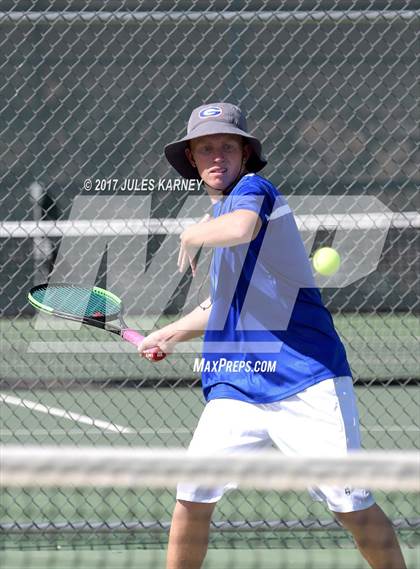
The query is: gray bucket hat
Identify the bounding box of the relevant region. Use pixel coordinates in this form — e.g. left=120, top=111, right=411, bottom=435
left=165, top=102, right=267, bottom=179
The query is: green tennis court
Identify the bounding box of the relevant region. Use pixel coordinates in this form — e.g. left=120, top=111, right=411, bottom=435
left=2, top=548, right=419, bottom=569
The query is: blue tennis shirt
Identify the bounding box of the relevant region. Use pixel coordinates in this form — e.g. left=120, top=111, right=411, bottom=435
left=201, top=174, right=352, bottom=403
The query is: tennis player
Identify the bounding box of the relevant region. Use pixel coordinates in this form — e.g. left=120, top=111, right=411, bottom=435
left=139, top=103, right=406, bottom=569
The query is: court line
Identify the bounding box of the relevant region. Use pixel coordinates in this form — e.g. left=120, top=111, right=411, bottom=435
left=0, top=393, right=134, bottom=434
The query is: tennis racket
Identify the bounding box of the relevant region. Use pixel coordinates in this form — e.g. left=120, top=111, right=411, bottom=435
left=27, top=283, right=165, bottom=361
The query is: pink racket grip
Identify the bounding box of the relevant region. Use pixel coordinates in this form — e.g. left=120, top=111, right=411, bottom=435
left=121, top=329, right=166, bottom=361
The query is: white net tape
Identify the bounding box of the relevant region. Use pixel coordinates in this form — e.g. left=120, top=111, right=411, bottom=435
left=2, top=446, right=419, bottom=491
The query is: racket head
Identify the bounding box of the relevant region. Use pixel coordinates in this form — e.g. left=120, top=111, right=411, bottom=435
left=28, top=283, right=167, bottom=361
left=28, top=283, right=122, bottom=326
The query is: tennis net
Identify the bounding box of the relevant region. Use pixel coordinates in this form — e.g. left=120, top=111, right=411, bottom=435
left=1, top=446, right=419, bottom=568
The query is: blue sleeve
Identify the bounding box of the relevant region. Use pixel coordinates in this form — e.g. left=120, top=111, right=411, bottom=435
left=228, top=175, right=276, bottom=223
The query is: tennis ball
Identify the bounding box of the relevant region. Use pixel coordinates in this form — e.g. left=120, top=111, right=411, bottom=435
left=312, top=247, right=341, bottom=276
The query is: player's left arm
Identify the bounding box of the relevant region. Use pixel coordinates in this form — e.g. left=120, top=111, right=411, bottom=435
left=178, top=210, right=262, bottom=274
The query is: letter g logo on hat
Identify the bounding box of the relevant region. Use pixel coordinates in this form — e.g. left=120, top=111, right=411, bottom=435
left=198, top=106, right=222, bottom=119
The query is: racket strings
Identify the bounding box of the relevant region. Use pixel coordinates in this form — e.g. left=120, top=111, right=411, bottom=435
left=31, top=285, right=120, bottom=319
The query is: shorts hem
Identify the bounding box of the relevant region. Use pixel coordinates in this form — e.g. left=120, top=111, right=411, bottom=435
left=176, top=492, right=222, bottom=504
left=328, top=496, right=376, bottom=514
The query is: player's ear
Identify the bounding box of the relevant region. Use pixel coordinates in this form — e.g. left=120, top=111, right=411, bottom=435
left=185, top=147, right=196, bottom=168
left=242, top=143, right=252, bottom=166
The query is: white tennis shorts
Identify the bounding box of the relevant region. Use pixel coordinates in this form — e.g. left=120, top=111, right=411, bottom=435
left=177, top=377, right=375, bottom=513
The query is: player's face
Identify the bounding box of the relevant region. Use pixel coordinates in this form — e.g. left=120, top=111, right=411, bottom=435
left=186, top=134, right=250, bottom=191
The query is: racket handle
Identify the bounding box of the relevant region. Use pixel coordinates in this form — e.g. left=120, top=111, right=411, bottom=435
left=121, top=329, right=166, bottom=361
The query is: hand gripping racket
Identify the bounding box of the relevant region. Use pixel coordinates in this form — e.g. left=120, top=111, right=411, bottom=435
left=27, top=283, right=166, bottom=361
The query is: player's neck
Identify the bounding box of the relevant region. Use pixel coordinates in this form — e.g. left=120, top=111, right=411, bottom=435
left=204, top=170, right=247, bottom=203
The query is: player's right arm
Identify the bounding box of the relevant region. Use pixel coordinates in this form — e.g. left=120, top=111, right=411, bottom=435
left=138, top=298, right=211, bottom=358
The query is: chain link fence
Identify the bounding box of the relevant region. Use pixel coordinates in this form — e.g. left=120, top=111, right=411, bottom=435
left=1, top=0, right=419, bottom=549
